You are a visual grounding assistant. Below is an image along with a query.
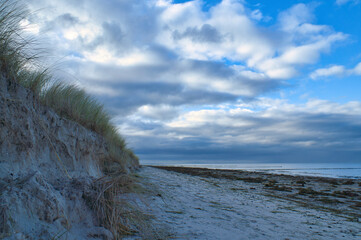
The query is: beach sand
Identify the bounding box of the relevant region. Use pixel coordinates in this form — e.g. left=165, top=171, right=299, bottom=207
left=139, top=166, right=361, bottom=239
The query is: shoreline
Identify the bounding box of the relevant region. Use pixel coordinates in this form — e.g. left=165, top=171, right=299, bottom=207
left=143, top=164, right=361, bottom=179
left=150, top=166, right=361, bottom=219
left=140, top=166, right=361, bottom=239
left=149, top=165, right=361, bottom=180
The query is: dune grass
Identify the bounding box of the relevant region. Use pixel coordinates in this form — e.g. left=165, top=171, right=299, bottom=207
left=0, top=1, right=29, bottom=78
left=42, top=83, right=120, bottom=143
left=0, top=0, right=138, bottom=169
left=42, top=82, right=139, bottom=169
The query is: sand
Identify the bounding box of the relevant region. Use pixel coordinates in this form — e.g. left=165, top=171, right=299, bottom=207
left=139, top=166, right=361, bottom=240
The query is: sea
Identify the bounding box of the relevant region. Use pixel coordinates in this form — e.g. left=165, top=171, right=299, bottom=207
left=144, top=162, right=361, bottom=179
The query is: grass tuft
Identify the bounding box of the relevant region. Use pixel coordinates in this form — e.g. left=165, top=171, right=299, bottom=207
left=42, top=83, right=112, bottom=135
left=18, top=69, right=51, bottom=96
left=93, top=173, right=154, bottom=239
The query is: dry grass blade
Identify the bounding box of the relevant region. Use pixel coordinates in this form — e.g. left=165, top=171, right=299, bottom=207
left=91, top=171, right=159, bottom=239
left=94, top=174, right=137, bottom=238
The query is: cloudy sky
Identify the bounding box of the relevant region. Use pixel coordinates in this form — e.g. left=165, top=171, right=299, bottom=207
left=23, top=0, right=361, bottom=164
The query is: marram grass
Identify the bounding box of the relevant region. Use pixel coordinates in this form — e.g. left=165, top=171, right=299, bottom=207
left=0, top=0, right=139, bottom=169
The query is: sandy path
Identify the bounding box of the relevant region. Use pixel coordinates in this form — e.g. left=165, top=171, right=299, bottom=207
left=140, top=166, right=361, bottom=240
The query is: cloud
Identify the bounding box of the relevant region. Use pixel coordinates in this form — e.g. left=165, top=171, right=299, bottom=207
left=310, top=62, right=361, bottom=79
left=250, top=9, right=264, bottom=21
left=353, top=62, right=361, bottom=74
left=25, top=0, right=347, bottom=103
left=45, top=13, right=79, bottom=30
left=310, top=65, right=346, bottom=79
left=136, top=104, right=179, bottom=121
left=254, top=4, right=347, bottom=79
left=336, top=0, right=350, bottom=5
left=94, top=81, right=238, bottom=116
left=158, top=1, right=346, bottom=80
left=278, top=3, right=314, bottom=32
left=335, top=0, right=360, bottom=6
left=121, top=98, right=361, bottom=162
left=173, top=24, right=224, bottom=43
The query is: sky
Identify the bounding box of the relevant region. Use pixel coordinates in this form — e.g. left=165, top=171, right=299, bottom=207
left=22, top=0, right=361, bottom=164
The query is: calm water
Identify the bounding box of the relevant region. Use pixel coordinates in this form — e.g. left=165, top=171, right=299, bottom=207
left=145, top=162, right=361, bottom=179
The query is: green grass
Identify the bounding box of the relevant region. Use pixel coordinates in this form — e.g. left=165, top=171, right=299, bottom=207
left=0, top=0, right=138, bottom=170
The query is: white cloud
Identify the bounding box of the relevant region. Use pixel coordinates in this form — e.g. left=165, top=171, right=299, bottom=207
left=353, top=62, right=361, bottom=74
left=278, top=3, right=314, bottom=32
left=20, top=19, right=40, bottom=34
left=137, top=105, right=179, bottom=120
left=250, top=9, right=263, bottom=21
left=310, top=65, right=346, bottom=79
left=24, top=0, right=347, bottom=98
left=23, top=1, right=354, bottom=133
left=310, top=61, right=361, bottom=79
left=159, top=1, right=346, bottom=80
